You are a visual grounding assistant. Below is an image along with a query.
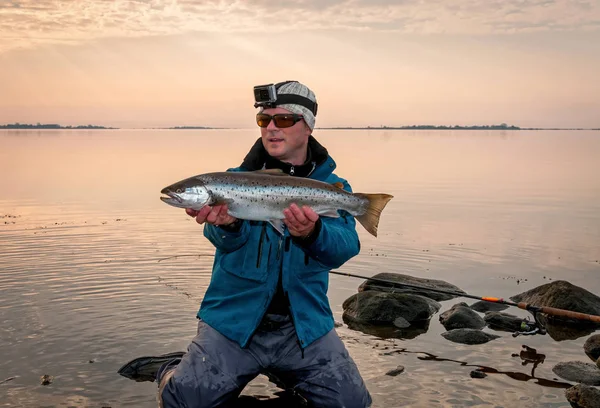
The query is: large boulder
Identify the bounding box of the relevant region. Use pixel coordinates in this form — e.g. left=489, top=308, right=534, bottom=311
left=439, top=302, right=486, bottom=330
left=342, top=291, right=441, bottom=326
left=565, top=384, right=600, bottom=408
left=584, top=334, right=600, bottom=362
left=510, top=281, right=600, bottom=341
left=358, top=273, right=466, bottom=302
left=510, top=280, right=600, bottom=316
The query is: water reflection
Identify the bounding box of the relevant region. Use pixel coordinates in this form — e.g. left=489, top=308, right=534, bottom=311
left=381, top=345, right=572, bottom=389
left=343, top=318, right=431, bottom=340
left=1, top=129, right=600, bottom=407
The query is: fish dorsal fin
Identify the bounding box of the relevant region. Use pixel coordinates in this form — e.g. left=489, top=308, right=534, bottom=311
left=331, top=182, right=344, bottom=189
left=254, top=169, right=289, bottom=176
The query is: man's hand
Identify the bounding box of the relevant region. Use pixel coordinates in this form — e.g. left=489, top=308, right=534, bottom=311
left=186, top=205, right=237, bottom=226
left=283, top=203, right=319, bottom=238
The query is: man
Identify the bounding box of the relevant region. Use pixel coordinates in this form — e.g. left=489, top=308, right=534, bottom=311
left=140, top=81, right=371, bottom=407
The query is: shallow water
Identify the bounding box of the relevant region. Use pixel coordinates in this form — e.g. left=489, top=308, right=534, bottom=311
left=1, top=129, right=599, bottom=407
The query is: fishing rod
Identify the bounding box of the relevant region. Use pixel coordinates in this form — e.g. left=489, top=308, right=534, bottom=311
left=330, top=270, right=600, bottom=336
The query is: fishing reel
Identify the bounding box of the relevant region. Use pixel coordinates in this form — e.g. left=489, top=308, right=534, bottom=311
left=512, top=311, right=547, bottom=337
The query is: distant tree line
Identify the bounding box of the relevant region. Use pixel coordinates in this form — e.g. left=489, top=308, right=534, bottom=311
left=0, top=123, right=115, bottom=129
left=322, top=123, right=521, bottom=130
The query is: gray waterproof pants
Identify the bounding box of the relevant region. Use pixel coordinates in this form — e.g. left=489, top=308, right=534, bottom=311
left=157, top=315, right=372, bottom=408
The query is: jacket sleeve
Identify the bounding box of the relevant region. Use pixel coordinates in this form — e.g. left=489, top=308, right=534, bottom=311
left=203, top=221, right=251, bottom=253
left=293, top=179, right=361, bottom=269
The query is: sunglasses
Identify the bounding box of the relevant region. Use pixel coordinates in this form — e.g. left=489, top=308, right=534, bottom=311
left=256, top=113, right=304, bottom=128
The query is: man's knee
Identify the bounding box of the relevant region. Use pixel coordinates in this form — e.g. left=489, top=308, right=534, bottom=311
left=158, top=363, right=240, bottom=408
left=298, top=360, right=372, bottom=408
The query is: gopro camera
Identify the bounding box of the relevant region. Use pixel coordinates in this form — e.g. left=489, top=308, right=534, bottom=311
left=253, top=83, right=278, bottom=108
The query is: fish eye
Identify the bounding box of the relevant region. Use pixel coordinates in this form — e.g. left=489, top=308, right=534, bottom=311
left=176, top=188, right=183, bottom=194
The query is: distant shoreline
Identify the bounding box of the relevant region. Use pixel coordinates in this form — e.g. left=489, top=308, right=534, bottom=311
left=318, top=126, right=599, bottom=131
left=1, top=123, right=598, bottom=131
left=0, top=123, right=117, bottom=129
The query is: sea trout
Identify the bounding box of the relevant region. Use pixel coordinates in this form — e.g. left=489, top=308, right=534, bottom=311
left=160, top=169, right=393, bottom=237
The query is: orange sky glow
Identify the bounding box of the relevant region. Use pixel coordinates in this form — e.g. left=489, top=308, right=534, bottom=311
left=0, top=0, right=599, bottom=129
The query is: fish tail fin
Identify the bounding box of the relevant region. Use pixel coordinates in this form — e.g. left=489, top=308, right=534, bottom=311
left=354, top=193, right=394, bottom=237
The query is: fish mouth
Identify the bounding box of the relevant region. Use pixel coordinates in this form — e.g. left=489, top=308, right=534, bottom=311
left=160, top=190, right=182, bottom=204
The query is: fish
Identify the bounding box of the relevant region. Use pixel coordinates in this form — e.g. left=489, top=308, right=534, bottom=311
left=160, top=169, right=393, bottom=237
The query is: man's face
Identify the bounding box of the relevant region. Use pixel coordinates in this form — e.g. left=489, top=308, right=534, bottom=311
left=259, top=107, right=311, bottom=165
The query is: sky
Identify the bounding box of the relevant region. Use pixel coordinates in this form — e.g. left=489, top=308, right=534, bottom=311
left=0, top=0, right=599, bottom=129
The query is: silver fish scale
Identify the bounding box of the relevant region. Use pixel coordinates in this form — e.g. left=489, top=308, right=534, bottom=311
left=201, top=174, right=367, bottom=221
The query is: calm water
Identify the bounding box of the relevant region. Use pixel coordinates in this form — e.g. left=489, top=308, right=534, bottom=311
left=1, top=129, right=599, bottom=407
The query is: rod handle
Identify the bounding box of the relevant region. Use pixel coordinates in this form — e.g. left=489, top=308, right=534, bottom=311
left=518, top=302, right=600, bottom=323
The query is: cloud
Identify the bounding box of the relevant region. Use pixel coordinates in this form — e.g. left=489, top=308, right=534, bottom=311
left=0, top=0, right=599, bottom=52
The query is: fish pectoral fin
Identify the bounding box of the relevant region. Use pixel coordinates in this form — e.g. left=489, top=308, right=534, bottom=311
left=319, top=209, right=340, bottom=218
left=254, top=169, right=289, bottom=176
left=268, top=219, right=285, bottom=235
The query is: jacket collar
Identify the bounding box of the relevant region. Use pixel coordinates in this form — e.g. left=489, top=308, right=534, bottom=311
left=240, top=136, right=329, bottom=178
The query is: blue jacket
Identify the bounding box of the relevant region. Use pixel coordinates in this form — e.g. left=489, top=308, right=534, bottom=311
left=197, top=139, right=361, bottom=349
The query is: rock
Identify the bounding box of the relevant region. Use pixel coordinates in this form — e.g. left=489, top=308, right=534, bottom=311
left=511, top=280, right=600, bottom=341
left=439, top=302, right=486, bottom=330
left=334, top=321, right=343, bottom=328
left=342, top=291, right=441, bottom=326
left=552, top=361, right=600, bottom=385
left=393, top=317, right=410, bottom=329
left=441, top=329, right=501, bottom=345
left=484, top=312, right=529, bottom=332
left=597, top=358, right=600, bottom=370
left=385, top=365, right=405, bottom=376
left=565, top=384, right=600, bottom=408
left=510, top=281, right=600, bottom=314
left=470, top=370, right=487, bottom=378
left=358, top=273, right=466, bottom=302
left=584, top=334, right=600, bottom=362
left=469, top=301, right=509, bottom=313
left=40, top=374, right=53, bottom=385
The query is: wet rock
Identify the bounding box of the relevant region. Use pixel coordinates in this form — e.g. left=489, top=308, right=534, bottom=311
left=440, top=302, right=486, bottom=330
left=342, top=291, right=441, bottom=326
left=385, top=365, right=405, bottom=376
left=511, top=281, right=600, bottom=341
left=469, top=301, right=509, bottom=313
left=40, top=375, right=53, bottom=385
left=470, top=370, right=487, bottom=378
left=484, top=312, right=528, bottom=332
left=552, top=361, right=600, bottom=385
left=358, top=273, right=466, bottom=302
left=441, top=329, right=501, bottom=345
left=393, top=317, right=410, bottom=329
left=334, top=321, right=343, bottom=328
left=510, top=280, right=600, bottom=314
left=584, top=334, right=600, bottom=362
left=510, top=281, right=600, bottom=341
left=565, top=384, right=600, bottom=408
